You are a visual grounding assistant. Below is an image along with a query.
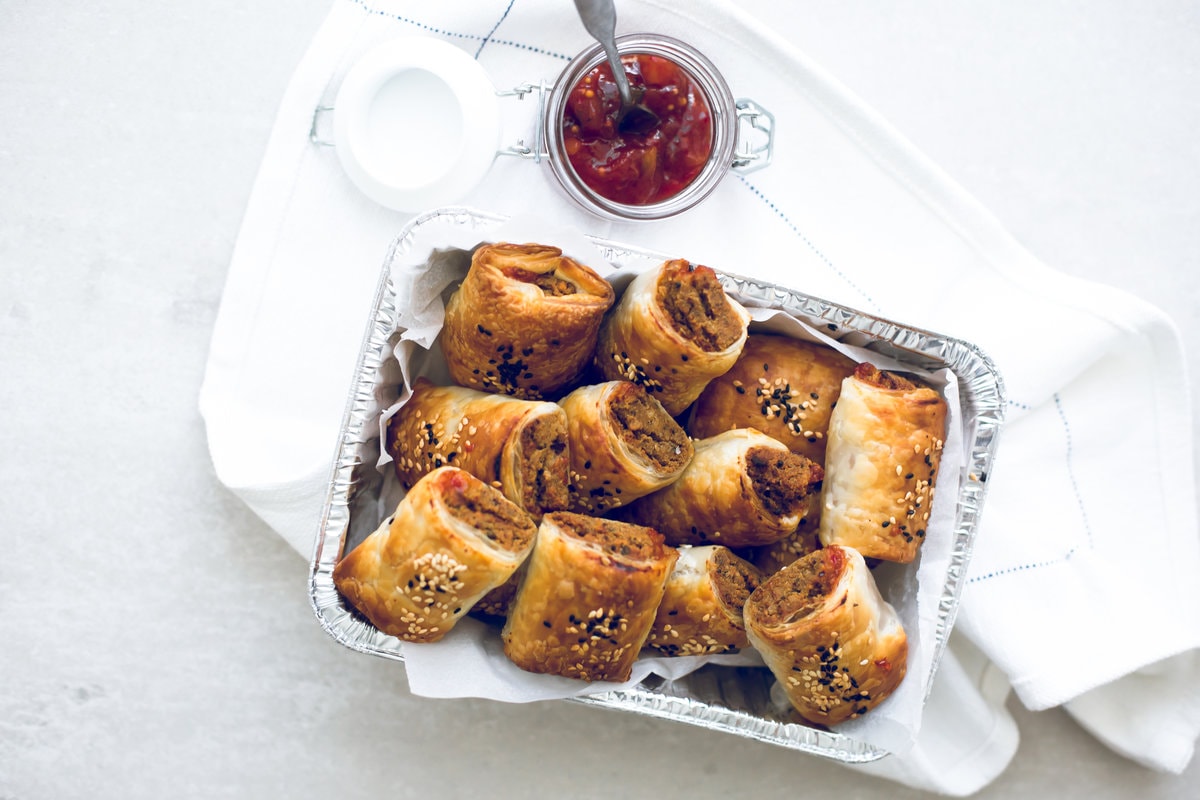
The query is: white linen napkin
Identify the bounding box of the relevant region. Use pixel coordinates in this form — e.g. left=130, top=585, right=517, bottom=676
left=198, top=0, right=1200, bottom=793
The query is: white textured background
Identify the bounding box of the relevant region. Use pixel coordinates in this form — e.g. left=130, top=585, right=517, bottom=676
left=1, top=1, right=1197, bottom=797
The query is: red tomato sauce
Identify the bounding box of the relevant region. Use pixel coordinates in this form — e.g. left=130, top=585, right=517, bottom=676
left=562, top=54, right=714, bottom=205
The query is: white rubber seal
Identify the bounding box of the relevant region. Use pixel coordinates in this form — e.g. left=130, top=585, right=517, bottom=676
left=333, top=37, right=501, bottom=212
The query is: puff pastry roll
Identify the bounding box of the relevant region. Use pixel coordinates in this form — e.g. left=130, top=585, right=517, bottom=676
left=333, top=467, right=537, bottom=643
left=688, top=334, right=856, bottom=466
left=743, top=544, right=908, bottom=726
left=386, top=378, right=571, bottom=517
left=441, top=242, right=615, bottom=399
left=618, top=428, right=824, bottom=548
left=595, top=259, right=750, bottom=415
left=647, top=545, right=763, bottom=656
left=502, top=512, right=678, bottom=682
left=558, top=380, right=694, bottom=514
left=818, top=363, right=948, bottom=563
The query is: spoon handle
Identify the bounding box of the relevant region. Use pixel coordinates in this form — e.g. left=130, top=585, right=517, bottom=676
left=572, top=0, right=634, bottom=108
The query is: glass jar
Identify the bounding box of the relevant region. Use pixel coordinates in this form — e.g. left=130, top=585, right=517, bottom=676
left=543, top=33, right=770, bottom=221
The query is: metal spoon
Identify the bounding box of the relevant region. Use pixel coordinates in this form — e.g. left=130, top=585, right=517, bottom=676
left=572, top=0, right=660, bottom=135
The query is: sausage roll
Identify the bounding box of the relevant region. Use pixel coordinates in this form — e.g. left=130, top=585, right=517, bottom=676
left=558, top=380, right=694, bottom=514
left=333, top=467, right=537, bottom=643
left=386, top=378, right=571, bottom=517
left=647, top=545, right=763, bottom=656
left=501, top=512, right=678, bottom=683
left=818, top=363, right=948, bottom=563
left=441, top=242, right=615, bottom=399
left=618, top=428, right=824, bottom=549
left=688, top=334, right=856, bottom=466
left=743, top=544, right=908, bottom=726
left=595, top=259, right=750, bottom=415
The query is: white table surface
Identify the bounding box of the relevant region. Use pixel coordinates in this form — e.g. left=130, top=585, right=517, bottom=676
left=2, top=1, right=1197, bottom=796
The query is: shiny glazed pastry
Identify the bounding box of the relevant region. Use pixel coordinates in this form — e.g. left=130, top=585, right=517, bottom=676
left=688, top=334, right=856, bottom=466
left=386, top=378, right=571, bottom=517
left=647, top=545, right=763, bottom=656
left=618, top=428, right=824, bottom=548
left=441, top=242, right=615, bottom=399
left=558, top=380, right=694, bottom=514
left=743, top=544, right=908, bottom=726
left=594, top=259, right=750, bottom=415
left=818, top=363, right=948, bottom=563
left=501, top=512, right=678, bottom=682
left=333, top=467, right=538, bottom=643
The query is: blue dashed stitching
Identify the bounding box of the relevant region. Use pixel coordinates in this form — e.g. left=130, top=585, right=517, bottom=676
left=475, top=0, right=518, bottom=58
left=349, top=0, right=572, bottom=60
left=967, top=549, right=1077, bottom=583
left=735, top=175, right=879, bottom=313
left=969, top=391, right=1093, bottom=584
left=1055, top=392, right=1094, bottom=548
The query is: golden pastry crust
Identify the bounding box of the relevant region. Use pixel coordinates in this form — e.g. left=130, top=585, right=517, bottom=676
left=441, top=242, right=615, bottom=399
left=333, top=467, right=537, bottom=643
left=595, top=260, right=750, bottom=416
left=386, top=378, right=571, bottom=517
left=688, top=334, right=856, bottom=465
left=647, top=546, right=763, bottom=656
left=501, top=512, right=678, bottom=682
left=743, top=545, right=908, bottom=726
left=818, top=363, right=948, bottom=563
left=618, top=428, right=823, bottom=548
left=558, top=380, right=694, bottom=514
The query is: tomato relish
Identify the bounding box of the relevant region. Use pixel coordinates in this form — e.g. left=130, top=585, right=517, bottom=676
left=561, top=53, right=714, bottom=206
